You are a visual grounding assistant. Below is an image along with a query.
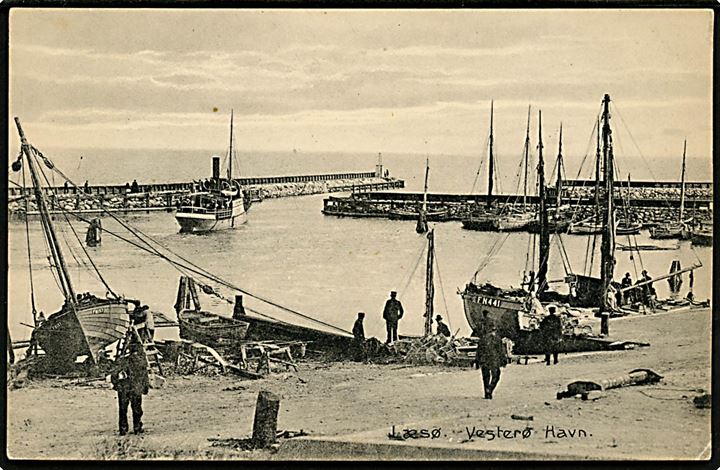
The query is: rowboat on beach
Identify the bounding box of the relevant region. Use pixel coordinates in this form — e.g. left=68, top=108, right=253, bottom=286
left=177, top=310, right=250, bottom=348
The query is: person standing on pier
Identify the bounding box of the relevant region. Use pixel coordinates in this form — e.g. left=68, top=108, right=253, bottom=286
left=474, top=323, right=507, bottom=399
left=352, top=312, right=366, bottom=361
left=382, top=291, right=404, bottom=345
left=539, top=305, right=562, bottom=365
left=111, top=337, right=150, bottom=436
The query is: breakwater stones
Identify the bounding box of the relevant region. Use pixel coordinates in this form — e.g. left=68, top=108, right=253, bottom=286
left=7, top=177, right=402, bottom=218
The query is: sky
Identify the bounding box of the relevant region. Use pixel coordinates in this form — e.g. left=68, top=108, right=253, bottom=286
left=8, top=9, right=713, bottom=161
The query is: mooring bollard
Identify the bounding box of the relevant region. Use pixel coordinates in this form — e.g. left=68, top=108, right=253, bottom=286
left=252, top=390, right=280, bottom=448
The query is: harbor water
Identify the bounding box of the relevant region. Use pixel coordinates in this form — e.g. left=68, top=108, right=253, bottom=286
left=8, top=193, right=713, bottom=344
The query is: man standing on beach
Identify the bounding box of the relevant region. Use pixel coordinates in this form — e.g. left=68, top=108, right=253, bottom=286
left=539, top=305, right=562, bottom=365
left=352, top=312, right=366, bottom=361
left=111, top=338, right=150, bottom=436
left=382, top=291, right=404, bottom=344
left=474, top=324, right=507, bottom=399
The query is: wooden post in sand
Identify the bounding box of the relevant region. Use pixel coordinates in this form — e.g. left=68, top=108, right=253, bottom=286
left=252, top=390, right=280, bottom=448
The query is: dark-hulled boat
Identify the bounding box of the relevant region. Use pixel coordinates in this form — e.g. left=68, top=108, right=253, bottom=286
left=12, top=118, right=133, bottom=373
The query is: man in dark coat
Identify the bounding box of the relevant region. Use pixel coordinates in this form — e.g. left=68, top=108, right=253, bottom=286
left=382, top=291, right=404, bottom=344
left=111, top=339, right=150, bottom=435
left=352, top=312, right=366, bottom=361
left=435, top=315, right=451, bottom=337
left=474, top=324, right=507, bottom=399
left=539, top=305, right=562, bottom=365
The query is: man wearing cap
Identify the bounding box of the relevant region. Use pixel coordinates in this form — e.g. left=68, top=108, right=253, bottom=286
left=539, top=305, right=562, bottom=365
left=111, top=337, right=150, bottom=435
left=435, top=315, right=451, bottom=337
left=382, top=291, right=404, bottom=344
left=474, top=323, right=508, bottom=399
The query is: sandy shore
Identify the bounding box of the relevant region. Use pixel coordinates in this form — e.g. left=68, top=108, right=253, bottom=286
left=7, top=308, right=711, bottom=460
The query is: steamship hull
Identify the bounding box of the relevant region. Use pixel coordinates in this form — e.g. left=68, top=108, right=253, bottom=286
left=176, top=203, right=247, bottom=233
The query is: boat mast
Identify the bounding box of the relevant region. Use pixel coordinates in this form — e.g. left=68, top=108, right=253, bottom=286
left=14, top=117, right=77, bottom=305
left=555, top=122, right=564, bottom=217
left=523, top=105, right=531, bottom=211
left=594, top=116, right=601, bottom=217
left=422, top=156, right=429, bottom=214
left=486, top=101, right=495, bottom=209
left=679, top=139, right=686, bottom=222
left=424, top=229, right=435, bottom=337
left=600, top=94, right=616, bottom=310
left=537, top=110, right=549, bottom=292
left=228, top=110, right=234, bottom=183
left=416, top=157, right=429, bottom=234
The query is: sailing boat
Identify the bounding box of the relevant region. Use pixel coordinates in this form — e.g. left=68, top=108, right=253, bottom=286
left=491, top=106, right=536, bottom=232
left=13, top=118, right=132, bottom=373
left=649, top=140, right=692, bottom=240
left=461, top=95, right=703, bottom=352
left=616, top=174, right=642, bottom=235
left=461, top=109, right=555, bottom=335
left=387, top=157, right=447, bottom=226
left=175, top=110, right=248, bottom=233
left=567, top=118, right=605, bottom=235
left=462, top=101, right=500, bottom=231
left=529, top=122, right=571, bottom=233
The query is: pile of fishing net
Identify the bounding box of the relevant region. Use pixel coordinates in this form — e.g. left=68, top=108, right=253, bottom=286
left=391, top=335, right=476, bottom=367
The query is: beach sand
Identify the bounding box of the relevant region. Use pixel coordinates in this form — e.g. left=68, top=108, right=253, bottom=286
left=7, top=308, right=711, bottom=460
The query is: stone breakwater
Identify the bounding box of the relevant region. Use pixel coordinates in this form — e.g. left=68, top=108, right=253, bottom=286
left=7, top=177, right=402, bottom=218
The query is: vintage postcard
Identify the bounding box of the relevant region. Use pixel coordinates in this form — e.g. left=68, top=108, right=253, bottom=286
left=5, top=7, right=713, bottom=462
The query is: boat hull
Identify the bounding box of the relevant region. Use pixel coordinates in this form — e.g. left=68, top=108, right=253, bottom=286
left=34, top=299, right=130, bottom=372
left=178, top=310, right=250, bottom=347
left=567, top=222, right=604, bottom=235
left=491, top=214, right=534, bottom=232
left=388, top=209, right=449, bottom=221
left=649, top=224, right=691, bottom=240
left=691, top=230, right=713, bottom=246
left=238, top=314, right=355, bottom=350
left=461, top=215, right=496, bottom=231
left=176, top=205, right=247, bottom=233
left=616, top=223, right=643, bottom=235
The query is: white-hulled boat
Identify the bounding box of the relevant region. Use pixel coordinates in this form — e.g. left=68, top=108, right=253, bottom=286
left=175, top=111, right=248, bottom=233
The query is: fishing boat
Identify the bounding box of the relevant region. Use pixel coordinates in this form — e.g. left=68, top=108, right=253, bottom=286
left=691, top=227, right=713, bottom=246
left=462, top=101, right=500, bottom=231
left=175, top=111, right=248, bottom=233
left=461, top=95, right=704, bottom=354
left=490, top=105, right=536, bottom=232
left=567, top=218, right=605, bottom=235
left=175, top=276, right=354, bottom=351
left=650, top=140, right=692, bottom=240
left=175, top=277, right=249, bottom=347
left=615, top=174, right=642, bottom=235
left=12, top=118, right=133, bottom=373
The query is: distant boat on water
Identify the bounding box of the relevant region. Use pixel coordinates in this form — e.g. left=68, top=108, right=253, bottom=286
left=175, top=111, right=248, bottom=233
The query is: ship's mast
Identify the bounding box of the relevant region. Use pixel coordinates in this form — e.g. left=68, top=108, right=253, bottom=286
left=486, top=101, right=495, bottom=209
left=424, top=229, right=435, bottom=337
left=523, top=105, right=531, bottom=211
left=600, top=94, right=616, bottom=310
left=679, top=139, right=687, bottom=222
left=555, top=122, right=564, bottom=217
left=537, top=111, right=549, bottom=292
left=416, top=157, right=429, bottom=234
left=14, top=117, right=77, bottom=305
left=228, top=110, right=234, bottom=182
left=594, top=116, right=602, bottom=217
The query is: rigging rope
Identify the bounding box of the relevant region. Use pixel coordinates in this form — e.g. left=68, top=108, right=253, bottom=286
left=398, top=240, right=427, bottom=300
left=21, top=161, right=38, bottom=323
left=32, top=156, right=352, bottom=335
left=432, top=244, right=452, bottom=331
